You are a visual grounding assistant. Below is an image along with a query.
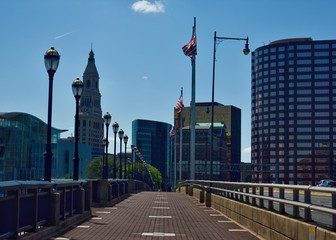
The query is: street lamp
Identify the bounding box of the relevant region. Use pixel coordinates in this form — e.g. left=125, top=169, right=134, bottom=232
left=210, top=32, right=249, bottom=180
left=102, top=137, right=107, bottom=178
left=103, top=112, right=112, bottom=179
left=118, top=129, right=124, bottom=178
left=44, top=47, right=60, bottom=182
left=72, top=78, right=84, bottom=180
left=131, top=144, right=135, bottom=178
left=112, top=122, right=119, bottom=179
left=123, top=134, right=128, bottom=178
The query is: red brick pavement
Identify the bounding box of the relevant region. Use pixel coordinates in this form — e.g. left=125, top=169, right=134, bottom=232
left=49, top=192, right=264, bottom=240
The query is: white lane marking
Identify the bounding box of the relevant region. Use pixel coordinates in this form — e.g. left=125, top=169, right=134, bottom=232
left=154, top=201, right=168, bottom=203
left=142, top=232, right=176, bottom=236
left=104, top=207, right=117, bottom=210
left=229, top=229, right=248, bottom=232
left=91, top=217, right=102, bottom=220
left=149, top=216, right=172, bottom=218
left=152, top=207, right=170, bottom=209
left=218, top=220, right=233, bottom=223
left=96, top=211, right=110, bottom=214
left=77, top=225, right=90, bottom=228
left=210, top=214, right=224, bottom=217
left=49, top=238, right=70, bottom=240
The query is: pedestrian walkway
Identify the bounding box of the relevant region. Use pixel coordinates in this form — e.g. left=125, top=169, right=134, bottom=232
left=50, top=192, right=263, bottom=240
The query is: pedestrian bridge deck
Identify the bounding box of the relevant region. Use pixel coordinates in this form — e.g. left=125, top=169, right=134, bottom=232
left=50, top=192, right=263, bottom=240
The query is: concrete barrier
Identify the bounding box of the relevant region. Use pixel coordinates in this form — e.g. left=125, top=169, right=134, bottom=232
left=181, top=187, right=336, bottom=240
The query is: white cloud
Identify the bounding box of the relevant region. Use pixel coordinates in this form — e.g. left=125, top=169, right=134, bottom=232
left=243, top=147, right=251, bottom=153
left=131, top=0, right=165, bottom=14
left=142, top=76, right=149, bottom=80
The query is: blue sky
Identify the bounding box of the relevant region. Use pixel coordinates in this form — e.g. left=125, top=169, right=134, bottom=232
left=1, top=0, right=336, bottom=162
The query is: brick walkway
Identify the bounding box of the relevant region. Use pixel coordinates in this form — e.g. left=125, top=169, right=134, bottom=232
left=49, top=192, right=264, bottom=240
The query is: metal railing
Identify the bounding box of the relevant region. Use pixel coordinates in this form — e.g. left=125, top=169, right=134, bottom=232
left=0, top=180, right=88, bottom=239
left=181, top=180, right=336, bottom=230
left=0, top=179, right=150, bottom=239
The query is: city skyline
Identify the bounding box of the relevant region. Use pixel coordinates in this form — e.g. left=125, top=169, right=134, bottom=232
left=1, top=1, right=336, bottom=162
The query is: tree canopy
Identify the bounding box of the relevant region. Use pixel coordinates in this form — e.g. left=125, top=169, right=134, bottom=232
left=86, top=155, right=162, bottom=190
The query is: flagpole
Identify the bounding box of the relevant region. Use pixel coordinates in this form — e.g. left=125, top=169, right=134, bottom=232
left=190, top=17, right=196, bottom=180
left=179, top=88, right=183, bottom=182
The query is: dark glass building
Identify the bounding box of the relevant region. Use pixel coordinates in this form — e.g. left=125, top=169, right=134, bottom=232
left=251, top=38, right=336, bottom=184
left=132, top=119, right=172, bottom=190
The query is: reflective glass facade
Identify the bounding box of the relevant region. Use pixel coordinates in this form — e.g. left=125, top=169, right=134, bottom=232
left=251, top=38, right=336, bottom=184
left=132, top=119, right=172, bottom=190
left=0, top=112, right=64, bottom=181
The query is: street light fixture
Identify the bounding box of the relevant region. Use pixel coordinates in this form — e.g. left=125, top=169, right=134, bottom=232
left=131, top=144, right=135, bottom=179
left=112, top=122, right=119, bottom=179
left=44, top=47, right=60, bottom=182
left=103, top=112, right=112, bottom=179
left=118, top=129, right=124, bottom=178
left=123, top=134, right=128, bottom=178
left=210, top=32, right=250, bottom=180
left=72, top=78, right=84, bottom=180
left=102, top=137, right=107, bottom=178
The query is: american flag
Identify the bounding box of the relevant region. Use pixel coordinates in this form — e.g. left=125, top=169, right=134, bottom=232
left=175, top=96, right=184, bottom=113
left=169, top=126, right=175, bottom=137
left=182, top=26, right=197, bottom=57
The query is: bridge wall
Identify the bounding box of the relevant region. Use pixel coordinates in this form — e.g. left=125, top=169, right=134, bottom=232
left=179, top=186, right=336, bottom=240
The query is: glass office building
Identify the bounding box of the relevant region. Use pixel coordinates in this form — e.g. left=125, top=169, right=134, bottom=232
left=132, top=119, right=172, bottom=190
left=0, top=112, right=64, bottom=181
left=251, top=38, right=336, bottom=184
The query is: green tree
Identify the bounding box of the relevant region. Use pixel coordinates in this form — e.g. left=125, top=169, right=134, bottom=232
left=87, top=156, right=163, bottom=190
left=87, top=157, right=104, bottom=179
left=147, top=164, right=162, bottom=190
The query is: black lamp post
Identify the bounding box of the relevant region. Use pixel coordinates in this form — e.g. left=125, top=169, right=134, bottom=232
left=103, top=112, right=112, bottom=179
left=118, top=129, right=124, bottom=178
left=72, top=78, right=84, bottom=181
left=112, top=122, right=119, bottom=179
left=131, top=144, right=135, bottom=179
left=209, top=32, right=250, bottom=180
left=44, top=47, right=60, bottom=182
left=123, top=134, right=128, bottom=179
left=102, top=137, right=106, bottom=178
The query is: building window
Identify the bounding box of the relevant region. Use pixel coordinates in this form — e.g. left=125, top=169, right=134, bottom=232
left=297, top=52, right=312, bottom=57
left=315, top=51, right=329, bottom=57
left=297, top=45, right=312, bottom=50
left=315, top=44, right=329, bottom=49
left=315, top=59, right=329, bottom=64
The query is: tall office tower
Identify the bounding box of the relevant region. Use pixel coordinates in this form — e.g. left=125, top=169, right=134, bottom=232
left=183, top=102, right=241, bottom=181
left=78, top=50, right=104, bottom=157
left=251, top=38, right=336, bottom=184
left=132, top=119, right=172, bottom=190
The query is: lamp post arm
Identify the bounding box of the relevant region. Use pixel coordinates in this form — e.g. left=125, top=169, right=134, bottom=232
left=216, top=36, right=248, bottom=41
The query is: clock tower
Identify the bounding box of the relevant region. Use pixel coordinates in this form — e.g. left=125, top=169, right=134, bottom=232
left=78, top=49, right=104, bottom=157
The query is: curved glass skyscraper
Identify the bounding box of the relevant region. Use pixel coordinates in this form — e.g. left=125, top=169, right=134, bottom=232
left=252, top=38, right=336, bottom=184
left=132, top=119, right=172, bottom=190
